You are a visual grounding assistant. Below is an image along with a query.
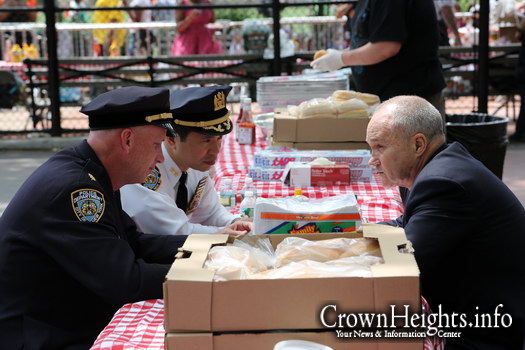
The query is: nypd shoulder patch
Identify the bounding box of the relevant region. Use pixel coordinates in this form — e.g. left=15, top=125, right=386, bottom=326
left=71, top=188, right=105, bottom=223
left=142, top=167, right=162, bottom=191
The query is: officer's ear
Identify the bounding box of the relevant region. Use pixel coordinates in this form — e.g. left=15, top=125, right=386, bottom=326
left=120, top=128, right=134, bottom=153
left=165, top=135, right=178, bottom=148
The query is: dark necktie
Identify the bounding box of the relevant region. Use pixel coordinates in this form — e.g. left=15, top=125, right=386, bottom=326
left=176, top=172, right=188, bottom=212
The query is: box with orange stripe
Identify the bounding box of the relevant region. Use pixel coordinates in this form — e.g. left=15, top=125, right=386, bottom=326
left=253, top=194, right=362, bottom=234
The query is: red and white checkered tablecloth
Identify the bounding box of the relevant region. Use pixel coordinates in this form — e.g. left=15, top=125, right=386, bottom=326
left=91, top=299, right=444, bottom=350
left=91, top=299, right=164, bottom=350
left=0, top=61, right=26, bottom=79
left=214, top=130, right=403, bottom=223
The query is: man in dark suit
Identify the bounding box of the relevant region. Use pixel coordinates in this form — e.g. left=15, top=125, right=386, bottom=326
left=366, top=96, right=525, bottom=349
left=0, top=86, right=187, bottom=350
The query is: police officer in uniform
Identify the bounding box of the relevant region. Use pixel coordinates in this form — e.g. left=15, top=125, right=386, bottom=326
left=121, top=85, right=252, bottom=235
left=0, top=86, right=187, bottom=350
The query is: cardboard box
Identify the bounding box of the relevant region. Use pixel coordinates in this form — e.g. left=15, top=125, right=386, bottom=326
left=166, top=331, right=423, bottom=350
left=282, top=162, right=351, bottom=187
left=249, top=167, right=285, bottom=182
left=164, top=224, right=420, bottom=333
left=254, top=150, right=370, bottom=169
left=351, top=167, right=373, bottom=182
left=272, top=115, right=370, bottom=143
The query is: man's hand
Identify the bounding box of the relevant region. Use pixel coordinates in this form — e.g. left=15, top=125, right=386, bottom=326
left=310, top=49, right=344, bottom=71
left=216, top=221, right=253, bottom=237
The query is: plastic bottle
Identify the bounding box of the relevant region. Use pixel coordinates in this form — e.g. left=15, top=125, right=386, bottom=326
left=235, top=87, right=246, bottom=142
left=293, top=188, right=308, bottom=201
left=240, top=177, right=257, bottom=200
left=238, top=97, right=256, bottom=145
left=239, top=191, right=255, bottom=218
left=219, top=179, right=236, bottom=207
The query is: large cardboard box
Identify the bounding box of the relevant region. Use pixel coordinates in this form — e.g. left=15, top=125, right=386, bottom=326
left=166, top=331, right=423, bottom=350
left=163, top=224, right=420, bottom=334
left=272, top=115, right=370, bottom=143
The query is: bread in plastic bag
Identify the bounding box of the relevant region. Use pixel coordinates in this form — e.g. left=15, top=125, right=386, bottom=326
left=249, top=255, right=384, bottom=279
left=204, top=238, right=275, bottom=281
left=275, top=236, right=380, bottom=267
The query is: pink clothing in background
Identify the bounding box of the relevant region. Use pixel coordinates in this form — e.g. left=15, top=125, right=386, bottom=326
left=171, top=0, right=222, bottom=55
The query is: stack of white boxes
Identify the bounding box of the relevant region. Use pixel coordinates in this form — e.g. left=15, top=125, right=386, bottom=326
left=249, top=149, right=372, bottom=183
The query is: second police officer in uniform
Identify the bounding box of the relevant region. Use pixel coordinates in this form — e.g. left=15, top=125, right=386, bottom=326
left=121, top=86, right=253, bottom=236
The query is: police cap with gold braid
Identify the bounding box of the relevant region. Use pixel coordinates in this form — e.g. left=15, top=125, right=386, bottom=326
left=80, top=86, right=175, bottom=137
left=169, top=85, right=233, bottom=136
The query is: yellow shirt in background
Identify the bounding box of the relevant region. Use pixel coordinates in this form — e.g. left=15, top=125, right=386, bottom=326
left=93, top=0, right=127, bottom=48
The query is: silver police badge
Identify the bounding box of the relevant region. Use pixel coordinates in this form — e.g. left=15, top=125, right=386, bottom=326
left=71, top=189, right=105, bottom=222
left=142, top=167, right=162, bottom=191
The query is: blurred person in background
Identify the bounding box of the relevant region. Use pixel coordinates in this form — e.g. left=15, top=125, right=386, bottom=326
left=170, top=0, right=222, bottom=55
left=154, top=0, right=176, bottom=22
left=0, top=0, right=37, bottom=60
left=434, top=0, right=462, bottom=46
left=93, top=0, right=127, bottom=56
left=127, top=0, right=154, bottom=56
left=67, top=0, right=90, bottom=57
left=334, top=2, right=355, bottom=47
left=311, top=0, right=446, bottom=120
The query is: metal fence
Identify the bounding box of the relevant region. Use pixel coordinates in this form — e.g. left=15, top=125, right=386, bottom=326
left=0, top=0, right=518, bottom=137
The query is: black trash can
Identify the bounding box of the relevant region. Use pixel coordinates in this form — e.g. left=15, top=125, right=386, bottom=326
left=446, top=113, right=509, bottom=179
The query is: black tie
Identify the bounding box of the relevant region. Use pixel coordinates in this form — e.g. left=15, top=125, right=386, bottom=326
left=176, top=172, right=188, bottom=212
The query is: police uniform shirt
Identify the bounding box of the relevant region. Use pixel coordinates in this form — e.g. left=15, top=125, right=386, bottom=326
left=120, top=143, right=238, bottom=235
left=0, top=140, right=186, bottom=349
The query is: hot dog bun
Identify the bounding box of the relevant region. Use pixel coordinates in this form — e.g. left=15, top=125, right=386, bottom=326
left=332, top=90, right=380, bottom=106
left=334, top=98, right=369, bottom=118
left=313, top=50, right=328, bottom=60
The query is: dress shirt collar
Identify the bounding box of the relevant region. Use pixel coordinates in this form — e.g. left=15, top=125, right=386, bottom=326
left=161, top=142, right=184, bottom=180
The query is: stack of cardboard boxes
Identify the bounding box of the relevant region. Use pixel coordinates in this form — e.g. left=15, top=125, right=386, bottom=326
left=163, top=224, right=422, bottom=349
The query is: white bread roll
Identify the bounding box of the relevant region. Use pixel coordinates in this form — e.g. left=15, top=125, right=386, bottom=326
left=334, top=98, right=369, bottom=118
left=332, top=90, right=356, bottom=101
left=332, top=90, right=380, bottom=106
left=287, top=105, right=299, bottom=118
left=298, top=98, right=336, bottom=119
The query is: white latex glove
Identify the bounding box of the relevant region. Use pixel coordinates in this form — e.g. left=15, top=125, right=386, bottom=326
left=310, top=49, right=344, bottom=71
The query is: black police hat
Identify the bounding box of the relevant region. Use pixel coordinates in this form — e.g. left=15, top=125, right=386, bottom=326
left=170, top=85, right=233, bottom=136
left=80, top=86, right=175, bottom=137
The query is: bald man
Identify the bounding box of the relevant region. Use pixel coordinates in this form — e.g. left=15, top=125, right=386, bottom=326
left=367, top=96, right=525, bottom=349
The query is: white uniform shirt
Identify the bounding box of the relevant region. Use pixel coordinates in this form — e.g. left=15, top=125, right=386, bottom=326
left=120, top=143, right=237, bottom=235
